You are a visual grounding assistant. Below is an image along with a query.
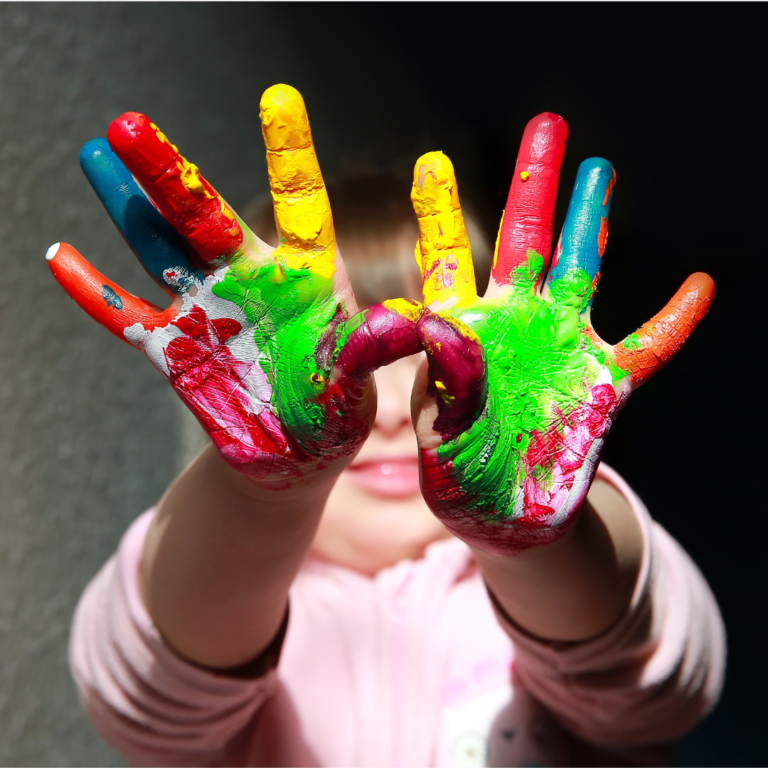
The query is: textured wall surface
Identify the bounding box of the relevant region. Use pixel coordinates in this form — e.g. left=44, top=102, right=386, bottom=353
left=0, top=4, right=422, bottom=764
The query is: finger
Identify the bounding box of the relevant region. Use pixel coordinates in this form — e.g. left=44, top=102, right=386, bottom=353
left=80, top=138, right=201, bottom=295
left=611, top=273, right=715, bottom=387
left=46, top=242, right=176, bottom=345
left=411, top=151, right=477, bottom=308
left=546, top=158, right=616, bottom=308
left=333, top=300, right=426, bottom=382
left=417, top=311, right=487, bottom=440
left=492, top=113, right=568, bottom=291
left=260, top=84, right=335, bottom=277
left=107, top=113, right=243, bottom=265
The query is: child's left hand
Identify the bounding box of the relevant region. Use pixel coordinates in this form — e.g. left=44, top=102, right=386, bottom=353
left=410, top=114, right=714, bottom=555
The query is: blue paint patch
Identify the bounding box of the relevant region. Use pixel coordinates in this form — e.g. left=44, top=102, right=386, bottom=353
left=548, top=158, right=616, bottom=307
left=102, top=285, right=123, bottom=309
left=81, top=138, right=201, bottom=294
left=163, top=265, right=202, bottom=293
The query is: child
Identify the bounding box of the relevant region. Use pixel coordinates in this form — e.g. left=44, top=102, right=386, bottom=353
left=51, top=85, right=725, bottom=767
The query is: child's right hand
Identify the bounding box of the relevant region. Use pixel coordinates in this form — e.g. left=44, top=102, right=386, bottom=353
left=47, top=85, right=422, bottom=489
left=409, top=114, right=715, bottom=556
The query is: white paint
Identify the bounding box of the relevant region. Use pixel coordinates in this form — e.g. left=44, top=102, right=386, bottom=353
left=45, top=243, right=60, bottom=261
left=122, top=263, right=275, bottom=420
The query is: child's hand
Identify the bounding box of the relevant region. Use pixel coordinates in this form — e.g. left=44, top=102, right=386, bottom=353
left=410, top=114, right=714, bottom=555
left=48, top=85, right=421, bottom=488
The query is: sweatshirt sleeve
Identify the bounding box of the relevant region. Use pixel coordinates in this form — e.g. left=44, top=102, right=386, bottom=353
left=68, top=510, right=280, bottom=767
left=496, top=464, right=726, bottom=748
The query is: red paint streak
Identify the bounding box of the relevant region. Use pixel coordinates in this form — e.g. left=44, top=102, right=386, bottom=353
left=108, top=113, right=243, bottom=264
left=165, top=306, right=293, bottom=472
left=613, top=272, right=715, bottom=386
left=494, top=113, right=568, bottom=288
left=589, top=272, right=601, bottom=303
left=420, top=383, right=616, bottom=556
left=597, top=215, right=608, bottom=257
left=603, top=169, right=617, bottom=207
left=48, top=242, right=176, bottom=342
left=521, top=383, right=615, bottom=521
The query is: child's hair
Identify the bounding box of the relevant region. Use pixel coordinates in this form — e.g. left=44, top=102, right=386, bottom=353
left=245, top=172, right=493, bottom=307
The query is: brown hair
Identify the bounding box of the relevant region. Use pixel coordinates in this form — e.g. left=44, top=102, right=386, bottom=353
left=244, top=172, right=492, bottom=307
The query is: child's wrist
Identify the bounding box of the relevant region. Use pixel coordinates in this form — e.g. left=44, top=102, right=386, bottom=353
left=213, top=447, right=344, bottom=512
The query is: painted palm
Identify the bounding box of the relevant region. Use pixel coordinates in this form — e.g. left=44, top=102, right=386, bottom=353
left=411, top=115, right=714, bottom=554
left=48, top=85, right=420, bottom=486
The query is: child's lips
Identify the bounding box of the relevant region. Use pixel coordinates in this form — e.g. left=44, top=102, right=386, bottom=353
left=344, top=457, right=422, bottom=498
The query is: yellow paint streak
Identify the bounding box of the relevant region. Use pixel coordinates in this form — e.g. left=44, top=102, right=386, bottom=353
left=219, top=198, right=234, bottom=221
left=260, top=84, right=335, bottom=279
left=177, top=157, right=210, bottom=197
left=492, top=211, right=504, bottom=272
left=149, top=122, right=178, bottom=153
left=411, top=151, right=476, bottom=308
left=434, top=380, right=455, bottom=406
left=437, top=310, right=481, bottom=345
left=382, top=298, right=426, bottom=323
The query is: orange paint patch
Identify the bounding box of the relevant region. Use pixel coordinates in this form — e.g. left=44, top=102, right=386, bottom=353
left=598, top=216, right=608, bottom=257
left=612, top=272, right=715, bottom=386
left=603, top=169, right=617, bottom=207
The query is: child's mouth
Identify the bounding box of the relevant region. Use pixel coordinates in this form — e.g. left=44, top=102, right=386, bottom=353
left=344, top=457, right=421, bottom=498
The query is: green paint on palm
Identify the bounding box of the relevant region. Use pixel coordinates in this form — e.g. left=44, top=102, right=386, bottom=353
left=441, top=251, right=627, bottom=514
left=212, top=258, right=339, bottom=449
left=623, top=333, right=642, bottom=350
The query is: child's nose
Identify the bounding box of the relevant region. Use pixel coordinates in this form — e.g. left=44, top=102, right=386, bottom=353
left=373, top=360, right=415, bottom=438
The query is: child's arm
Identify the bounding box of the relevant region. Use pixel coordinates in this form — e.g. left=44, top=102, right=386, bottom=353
left=495, top=464, right=726, bottom=750
left=140, top=444, right=332, bottom=669
left=473, top=477, right=642, bottom=642
left=51, top=84, right=423, bottom=672
left=407, top=113, right=715, bottom=645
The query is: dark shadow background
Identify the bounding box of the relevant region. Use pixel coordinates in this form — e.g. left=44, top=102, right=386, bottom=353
left=0, top=3, right=762, bottom=765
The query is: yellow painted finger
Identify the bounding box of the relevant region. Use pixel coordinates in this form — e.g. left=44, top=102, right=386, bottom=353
left=411, top=152, right=476, bottom=308
left=260, top=84, right=335, bottom=278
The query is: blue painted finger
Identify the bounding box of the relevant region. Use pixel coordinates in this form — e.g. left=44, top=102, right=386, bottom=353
left=546, top=158, right=616, bottom=308
left=80, top=138, right=201, bottom=295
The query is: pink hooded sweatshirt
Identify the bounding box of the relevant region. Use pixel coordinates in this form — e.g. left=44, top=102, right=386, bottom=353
left=69, top=464, right=725, bottom=767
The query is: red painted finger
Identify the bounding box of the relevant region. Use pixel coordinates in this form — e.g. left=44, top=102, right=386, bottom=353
left=492, top=113, right=568, bottom=289
left=333, top=300, right=425, bottom=384
left=417, top=312, right=487, bottom=439
left=107, top=113, right=243, bottom=265
left=46, top=242, right=177, bottom=344
left=612, top=272, right=715, bottom=387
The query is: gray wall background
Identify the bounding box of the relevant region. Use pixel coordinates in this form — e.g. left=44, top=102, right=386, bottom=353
left=0, top=4, right=425, bottom=764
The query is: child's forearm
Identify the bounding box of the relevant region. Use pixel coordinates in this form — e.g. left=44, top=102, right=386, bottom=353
left=140, top=443, right=336, bottom=670
left=473, top=479, right=643, bottom=643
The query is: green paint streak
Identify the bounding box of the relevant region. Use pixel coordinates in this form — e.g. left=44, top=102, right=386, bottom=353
left=439, top=251, right=608, bottom=516
left=623, top=333, right=642, bottom=350
left=212, top=258, right=339, bottom=449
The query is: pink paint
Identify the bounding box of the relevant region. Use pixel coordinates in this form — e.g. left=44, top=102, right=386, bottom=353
left=521, top=383, right=616, bottom=525
left=419, top=383, right=618, bottom=555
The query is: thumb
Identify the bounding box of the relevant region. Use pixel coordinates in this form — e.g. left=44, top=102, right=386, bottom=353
left=414, top=311, right=487, bottom=444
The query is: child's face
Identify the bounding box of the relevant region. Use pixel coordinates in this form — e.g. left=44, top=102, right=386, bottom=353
left=312, top=353, right=453, bottom=574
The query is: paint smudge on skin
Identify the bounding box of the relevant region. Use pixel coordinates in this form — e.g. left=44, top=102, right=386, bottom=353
left=410, top=131, right=714, bottom=555
left=49, top=85, right=437, bottom=489
left=102, top=285, right=123, bottom=309
left=411, top=152, right=476, bottom=308
left=493, top=113, right=568, bottom=288
left=107, top=113, right=243, bottom=265
left=420, top=252, right=621, bottom=551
